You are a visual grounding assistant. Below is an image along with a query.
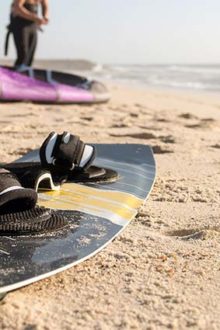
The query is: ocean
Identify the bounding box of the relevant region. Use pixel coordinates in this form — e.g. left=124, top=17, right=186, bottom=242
left=1, top=59, right=220, bottom=92
left=86, top=63, right=220, bottom=92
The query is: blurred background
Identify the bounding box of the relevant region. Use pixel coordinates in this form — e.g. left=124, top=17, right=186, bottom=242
left=1, top=0, right=220, bottom=91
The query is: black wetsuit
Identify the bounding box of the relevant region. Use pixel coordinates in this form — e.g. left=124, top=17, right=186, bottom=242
left=6, top=2, right=38, bottom=67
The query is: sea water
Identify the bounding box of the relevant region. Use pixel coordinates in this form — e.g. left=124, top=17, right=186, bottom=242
left=89, top=63, right=220, bottom=92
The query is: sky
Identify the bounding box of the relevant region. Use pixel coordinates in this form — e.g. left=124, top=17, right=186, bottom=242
left=1, top=0, right=220, bottom=64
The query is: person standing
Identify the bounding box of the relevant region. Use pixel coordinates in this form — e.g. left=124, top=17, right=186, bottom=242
left=5, top=0, right=49, bottom=68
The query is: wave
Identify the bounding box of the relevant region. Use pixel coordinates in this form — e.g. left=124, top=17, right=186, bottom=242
left=167, top=65, right=220, bottom=75
left=91, top=64, right=220, bottom=92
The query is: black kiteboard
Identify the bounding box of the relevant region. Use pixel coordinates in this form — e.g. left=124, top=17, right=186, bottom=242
left=0, top=144, right=156, bottom=297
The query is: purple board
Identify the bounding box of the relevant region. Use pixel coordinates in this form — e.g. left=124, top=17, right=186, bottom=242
left=0, top=67, right=110, bottom=103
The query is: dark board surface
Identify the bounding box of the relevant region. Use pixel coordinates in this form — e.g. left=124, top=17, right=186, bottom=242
left=0, top=144, right=156, bottom=294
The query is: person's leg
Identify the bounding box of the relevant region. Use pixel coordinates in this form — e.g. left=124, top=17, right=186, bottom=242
left=12, top=26, right=28, bottom=67
left=26, top=26, right=37, bottom=66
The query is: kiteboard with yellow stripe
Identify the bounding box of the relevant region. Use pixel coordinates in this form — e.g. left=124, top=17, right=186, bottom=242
left=0, top=144, right=155, bottom=297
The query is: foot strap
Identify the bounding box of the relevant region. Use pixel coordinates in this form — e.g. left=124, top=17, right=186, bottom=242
left=2, top=132, right=118, bottom=191
left=0, top=168, right=37, bottom=214
left=3, top=163, right=61, bottom=191
left=0, top=169, right=67, bottom=235
left=40, top=132, right=95, bottom=173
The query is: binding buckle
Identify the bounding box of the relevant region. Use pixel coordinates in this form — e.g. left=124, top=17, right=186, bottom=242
left=52, top=158, right=75, bottom=171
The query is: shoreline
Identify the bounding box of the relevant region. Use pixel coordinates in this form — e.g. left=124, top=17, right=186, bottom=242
left=106, top=79, right=220, bottom=96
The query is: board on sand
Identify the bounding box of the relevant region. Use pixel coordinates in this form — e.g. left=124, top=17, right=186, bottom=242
left=0, top=66, right=109, bottom=103
left=0, top=144, right=156, bottom=297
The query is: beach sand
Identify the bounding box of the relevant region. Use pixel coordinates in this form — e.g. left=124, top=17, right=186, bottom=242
left=0, top=85, right=219, bottom=329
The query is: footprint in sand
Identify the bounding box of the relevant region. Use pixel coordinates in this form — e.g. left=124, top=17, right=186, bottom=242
left=8, top=112, right=37, bottom=118
left=81, top=116, right=93, bottom=122
left=165, top=227, right=220, bottom=240
left=155, top=117, right=170, bottom=123
left=152, top=145, right=174, bottom=154
left=109, top=132, right=176, bottom=153
left=211, top=144, right=220, bottom=149
left=134, top=103, right=145, bottom=108
left=111, top=124, right=129, bottom=128
left=179, top=113, right=198, bottom=120
left=109, top=132, right=157, bottom=139
left=109, top=132, right=176, bottom=143
left=185, top=118, right=216, bottom=129
left=129, top=112, right=139, bottom=118
left=179, top=112, right=217, bottom=129
left=0, top=121, right=11, bottom=124
left=138, top=125, right=162, bottom=131
left=159, top=135, right=176, bottom=144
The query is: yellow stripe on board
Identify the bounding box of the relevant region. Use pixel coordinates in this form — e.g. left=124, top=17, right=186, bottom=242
left=38, top=183, right=144, bottom=226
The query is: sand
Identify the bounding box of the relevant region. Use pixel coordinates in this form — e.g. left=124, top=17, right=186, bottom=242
left=0, top=85, right=219, bottom=329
